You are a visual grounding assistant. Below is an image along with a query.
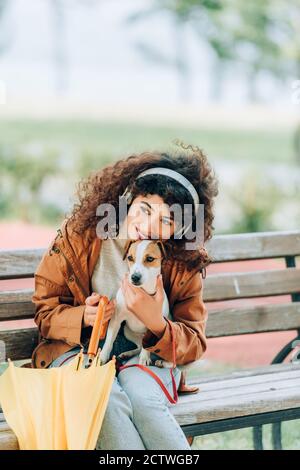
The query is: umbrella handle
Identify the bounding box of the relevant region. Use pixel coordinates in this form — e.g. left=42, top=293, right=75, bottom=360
left=87, top=295, right=109, bottom=364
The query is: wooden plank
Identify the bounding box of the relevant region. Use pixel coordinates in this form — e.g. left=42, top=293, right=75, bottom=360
left=188, top=362, right=300, bottom=385
left=181, top=377, right=300, bottom=405
left=1, top=366, right=300, bottom=450
left=205, top=230, right=300, bottom=262
left=171, top=366, right=300, bottom=425
left=0, top=414, right=10, bottom=431
left=0, top=289, right=35, bottom=321
left=0, top=432, right=18, bottom=450
left=1, top=277, right=300, bottom=328
left=203, top=268, right=300, bottom=301
left=0, top=230, right=299, bottom=280
left=0, top=249, right=45, bottom=280
left=206, top=302, right=300, bottom=337
left=180, top=368, right=300, bottom=400
left=0, top=328, right=38, bottom=361
left=0, top=301, right=299, bottom=357
left=172, top=385, right=300, bottom=425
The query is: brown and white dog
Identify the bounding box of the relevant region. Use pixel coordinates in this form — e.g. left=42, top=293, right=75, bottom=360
left=99, top=239, right=203, bottom=374
left=99, top=239, right=170, bottom=366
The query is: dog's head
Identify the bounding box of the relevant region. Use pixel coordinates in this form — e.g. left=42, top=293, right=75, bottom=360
left=122, top=239, right=167, bottom=292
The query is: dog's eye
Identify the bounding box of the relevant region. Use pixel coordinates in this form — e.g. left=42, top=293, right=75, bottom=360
left=146, top=256, right=154, bottom=262
left=127, top=255, right=134, bottom=262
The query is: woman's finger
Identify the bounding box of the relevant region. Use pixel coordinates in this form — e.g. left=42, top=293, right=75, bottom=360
left=85, top=294, right=100, bottom=306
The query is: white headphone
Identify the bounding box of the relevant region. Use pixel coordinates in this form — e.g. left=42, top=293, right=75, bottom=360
left=120, top=167, right=200, bottom=238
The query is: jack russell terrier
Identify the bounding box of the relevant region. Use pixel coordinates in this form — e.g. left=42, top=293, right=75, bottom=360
left=99, top=239, right=202, bottom=373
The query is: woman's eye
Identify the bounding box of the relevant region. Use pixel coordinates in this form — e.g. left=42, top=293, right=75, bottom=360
left=163, top=219, right=172, bottom=226
left=146, top=256, right=154, bottom=262
left=141, top=205, right=151, bottom=215
left=127, top=255, right=134, bottom=261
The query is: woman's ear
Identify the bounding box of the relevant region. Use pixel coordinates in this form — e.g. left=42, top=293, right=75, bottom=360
left=157, top=240, right=167, bottom=260
left=122, top=240, right=134, bottom=260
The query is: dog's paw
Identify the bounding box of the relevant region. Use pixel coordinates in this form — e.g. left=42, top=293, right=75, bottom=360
left=138, top=351, right=152, bottom=366
left=154, top=359, right=164, bottom=368
left=117, top=352, right=130, bottom=361
left=154, top=359, right=173, bottom=368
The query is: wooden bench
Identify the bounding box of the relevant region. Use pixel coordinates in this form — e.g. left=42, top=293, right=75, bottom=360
left=1, top=230, right=300, bottom=450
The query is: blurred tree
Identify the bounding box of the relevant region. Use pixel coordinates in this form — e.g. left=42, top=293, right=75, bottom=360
left=228, top=170, right=283, bottom=233
left=126, top=0, right=300, bottom=159
left=125, top=0, right=232, bottom=102
left=0, top=147, right=60, bottom=223
left=124, top=0, right=284, bottom=102
left=0, top=0, right=11, bottom=55
left=48, top=0, right=69, bottom=94
left=47, top=0, right=99, bottom=94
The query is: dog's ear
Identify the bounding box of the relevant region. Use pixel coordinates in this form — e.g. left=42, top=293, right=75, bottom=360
left=156, top=240, right=167, bottom=260
left=122, top=239, right=134, bottom=260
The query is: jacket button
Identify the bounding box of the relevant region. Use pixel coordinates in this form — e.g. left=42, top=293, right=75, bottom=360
left=154, top=349, right=160, bottom=353
left=40, top=360, right=46, bottom=367
left=69, top=275, right=75, bottom=282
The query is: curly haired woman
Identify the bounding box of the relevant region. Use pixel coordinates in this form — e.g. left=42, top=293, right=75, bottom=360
left=31, top=141, right=219, bottom=450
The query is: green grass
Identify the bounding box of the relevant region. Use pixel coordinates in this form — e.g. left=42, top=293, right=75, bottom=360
left=192, top=421, right=300, bottom=450
left=0, top=118, right=295, bottom=165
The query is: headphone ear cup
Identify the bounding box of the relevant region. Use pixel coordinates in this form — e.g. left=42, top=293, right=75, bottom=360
left=121, top=187, right=133, bottom=205
left=126, top=191, right=133, bottom=205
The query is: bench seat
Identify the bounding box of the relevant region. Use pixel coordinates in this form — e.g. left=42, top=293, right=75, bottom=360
left=1, top=362, right=300, bottom=450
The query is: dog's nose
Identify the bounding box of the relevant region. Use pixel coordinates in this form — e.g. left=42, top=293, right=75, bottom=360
left=131, top=272, right=142, bottom=284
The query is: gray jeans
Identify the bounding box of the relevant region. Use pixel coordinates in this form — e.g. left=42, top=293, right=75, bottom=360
left=48, top=346, right=191, bottom=450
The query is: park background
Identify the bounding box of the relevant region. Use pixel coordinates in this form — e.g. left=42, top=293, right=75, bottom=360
left=0, top=0, right=300, bottom=449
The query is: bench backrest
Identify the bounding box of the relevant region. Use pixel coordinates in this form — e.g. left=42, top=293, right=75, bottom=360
left=0, top=231, right=300, bottom=361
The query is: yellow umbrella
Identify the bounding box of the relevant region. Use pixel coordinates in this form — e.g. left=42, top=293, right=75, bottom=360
left=0, top=297, right=116, bottom=450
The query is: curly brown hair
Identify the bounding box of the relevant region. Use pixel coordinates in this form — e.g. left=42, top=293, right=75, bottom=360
left=67, top=141, right=219, bottom=275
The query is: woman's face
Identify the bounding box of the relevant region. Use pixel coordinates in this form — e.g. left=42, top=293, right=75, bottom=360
left=122, top=194, right=175, bottom=240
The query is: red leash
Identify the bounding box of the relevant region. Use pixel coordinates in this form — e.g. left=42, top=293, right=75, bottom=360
left=116, top=318, right=179, bottom=404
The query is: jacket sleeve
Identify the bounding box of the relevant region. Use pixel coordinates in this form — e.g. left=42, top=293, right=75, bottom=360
left=32, top=244, right=86, bottom=347
left=141, top=270, right=208, bottom=365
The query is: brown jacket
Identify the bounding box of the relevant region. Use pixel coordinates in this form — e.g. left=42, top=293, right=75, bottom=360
left=31, top=218, right=208, bottom=369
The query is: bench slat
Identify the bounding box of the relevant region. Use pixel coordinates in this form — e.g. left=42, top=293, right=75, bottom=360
left=0, top=328, right=38, bottom=361
left=7, top=266, right=300, bottom=307
left=0, top=249, right=45, bottom=280
left=172, top=385, right=300, bottom=425
left=206, top=230, right=300, bottom=262
left=171, top=364, right=300, bottom=425
left=204, top=268, right=300, bottom=301
left=1, top=364, right=300, bottom=450
left=206, top=302, right=300, bottom=336
left=1, top=301, right=300, bottom=360
left=0, top=230, right=299, bottom=280
left=181, top=367, right=300, bottom=398
left=0, top=289, right=35, bottom=321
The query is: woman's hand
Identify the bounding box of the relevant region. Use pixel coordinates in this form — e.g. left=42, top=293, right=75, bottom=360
left=121, top=272, right=167, bottom=337
left=82, top=293, right=116, bottom=328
